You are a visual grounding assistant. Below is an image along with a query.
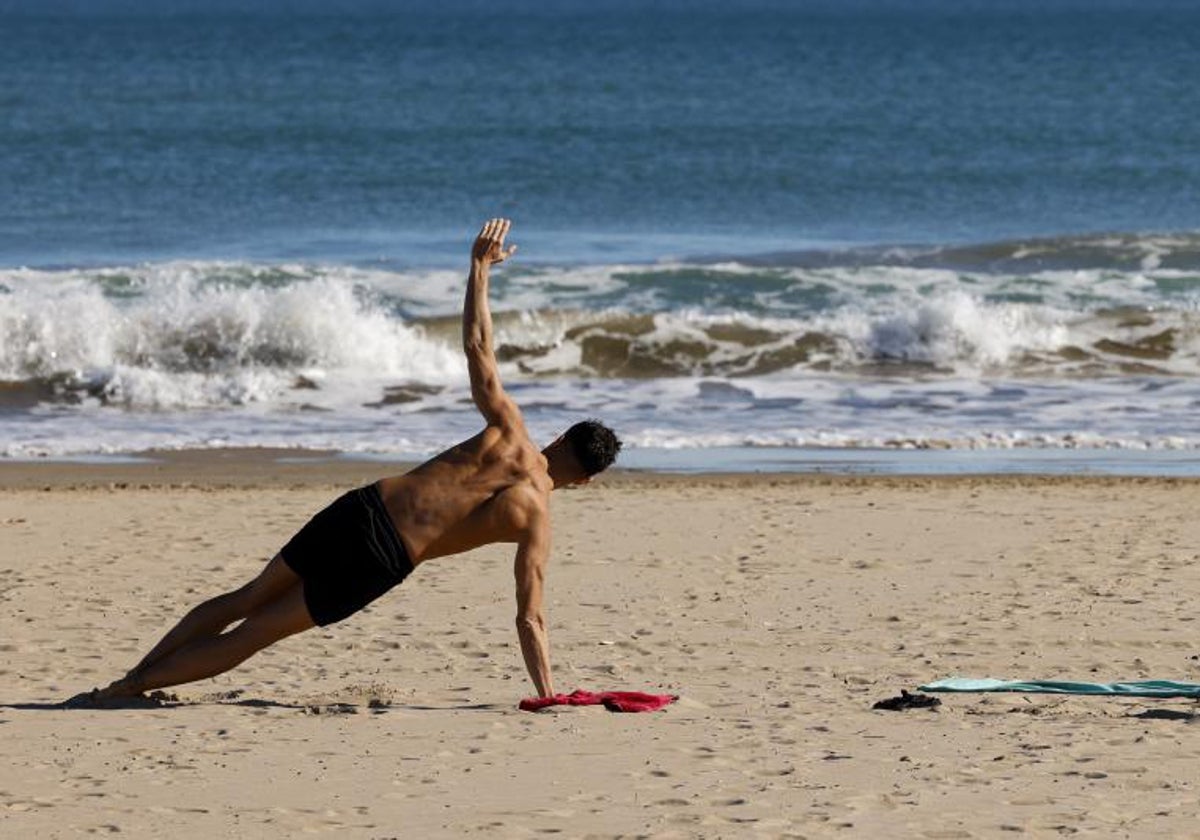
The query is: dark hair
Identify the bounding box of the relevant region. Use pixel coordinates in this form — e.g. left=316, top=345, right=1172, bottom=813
left=563, top=419, right=622, bottom=476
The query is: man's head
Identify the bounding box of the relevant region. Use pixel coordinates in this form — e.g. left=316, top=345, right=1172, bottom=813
left=544, top=419, right=622, bottom=486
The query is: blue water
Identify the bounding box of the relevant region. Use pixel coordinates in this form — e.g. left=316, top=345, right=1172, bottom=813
left=3, top=0, right=1199, bottom=267
left=3, top=0, right=1200, bottom=470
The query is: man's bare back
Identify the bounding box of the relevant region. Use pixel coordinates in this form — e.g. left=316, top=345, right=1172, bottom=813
left=74, top=219, right=620, bottom=707
left=380, top=424, right=551, bottom=564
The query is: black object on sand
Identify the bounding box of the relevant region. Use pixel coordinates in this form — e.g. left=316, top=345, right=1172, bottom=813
left=872, top=690, right=942, bottom=711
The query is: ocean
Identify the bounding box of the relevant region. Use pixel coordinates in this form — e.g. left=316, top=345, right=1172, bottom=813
left=2, top=0, right=1199, bottom=469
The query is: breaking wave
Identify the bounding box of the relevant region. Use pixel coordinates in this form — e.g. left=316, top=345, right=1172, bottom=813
left=2, top=249, right=1198, bottom=414
left=0, top=240, right=1197, bottom=460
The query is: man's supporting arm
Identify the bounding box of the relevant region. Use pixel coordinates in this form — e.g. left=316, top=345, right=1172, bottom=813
left=514, top=512, right=554, bottom=697
left=464, top=218, right=521, bottom=427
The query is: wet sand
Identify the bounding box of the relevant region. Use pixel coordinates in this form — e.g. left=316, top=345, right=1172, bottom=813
left=3, top=452, right=1200, bottom=837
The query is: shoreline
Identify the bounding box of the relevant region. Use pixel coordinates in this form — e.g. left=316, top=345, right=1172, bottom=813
left=3, top=446, right=1200, bottom=490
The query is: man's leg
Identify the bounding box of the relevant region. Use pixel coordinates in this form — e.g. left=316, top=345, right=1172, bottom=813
left=95, top=554, right=314, bottom=700
left=127, top=554, right=300, bottom=677
left=98, top=581, right=315, bottom=698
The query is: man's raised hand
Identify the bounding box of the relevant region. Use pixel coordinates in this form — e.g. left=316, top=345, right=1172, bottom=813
left=472, top=218, right=518, bottom=266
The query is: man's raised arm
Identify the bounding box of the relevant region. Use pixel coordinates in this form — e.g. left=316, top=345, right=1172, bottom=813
left=464, top=218, right=521, bottom=428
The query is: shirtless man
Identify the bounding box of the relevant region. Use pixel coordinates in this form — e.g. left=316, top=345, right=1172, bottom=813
left=79, top=219, right=621, bottom=704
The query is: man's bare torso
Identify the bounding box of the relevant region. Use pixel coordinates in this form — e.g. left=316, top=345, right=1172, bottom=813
left=376, top=424, right=551, bottom=566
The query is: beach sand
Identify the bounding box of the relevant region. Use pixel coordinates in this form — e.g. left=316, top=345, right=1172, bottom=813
left=3, top=453, right=1200, bottom=837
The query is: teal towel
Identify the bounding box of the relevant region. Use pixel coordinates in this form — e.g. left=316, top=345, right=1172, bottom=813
left=920, top=678, right=1200, bottom=698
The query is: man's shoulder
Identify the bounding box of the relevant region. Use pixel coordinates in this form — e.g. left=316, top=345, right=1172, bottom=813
left=483, top=423, right=546, bottom=468
left=500, top=474, right=550, bottom=509
left=482, top=414, right=535, bottom=443
left=494, top=470, right=551, bottom=525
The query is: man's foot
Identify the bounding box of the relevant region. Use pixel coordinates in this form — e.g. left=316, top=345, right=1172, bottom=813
left=60, top=688, right=144, bottom=709
left=61, top=688, right=105, bottom=709
left=60, top=685, right=174, bottom=709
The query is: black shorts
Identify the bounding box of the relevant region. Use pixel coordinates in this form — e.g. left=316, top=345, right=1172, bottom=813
left=280, top=483, right=413, bottom=627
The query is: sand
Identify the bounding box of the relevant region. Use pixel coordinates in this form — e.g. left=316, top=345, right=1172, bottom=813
left=3, top=453, right=1200, bottom=837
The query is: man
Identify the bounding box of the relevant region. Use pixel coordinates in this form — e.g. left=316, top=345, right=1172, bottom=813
left=75, top=219, right=621, bottom=705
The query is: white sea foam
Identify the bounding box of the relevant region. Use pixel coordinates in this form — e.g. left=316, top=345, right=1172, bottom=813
left=6, top=370, right=1200, bottom=459
left=815, top=291, right=1075, bottom=370
left=0, top=263, right=464, bottom=409
left=2, top=258, right=1199, bottom=457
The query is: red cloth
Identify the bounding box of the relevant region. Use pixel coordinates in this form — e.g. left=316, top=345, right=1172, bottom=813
left=519, top=689, right=678, bottom=713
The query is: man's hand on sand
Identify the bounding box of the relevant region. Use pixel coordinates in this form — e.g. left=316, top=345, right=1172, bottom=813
left=472, top=218, right=518, bottom=266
